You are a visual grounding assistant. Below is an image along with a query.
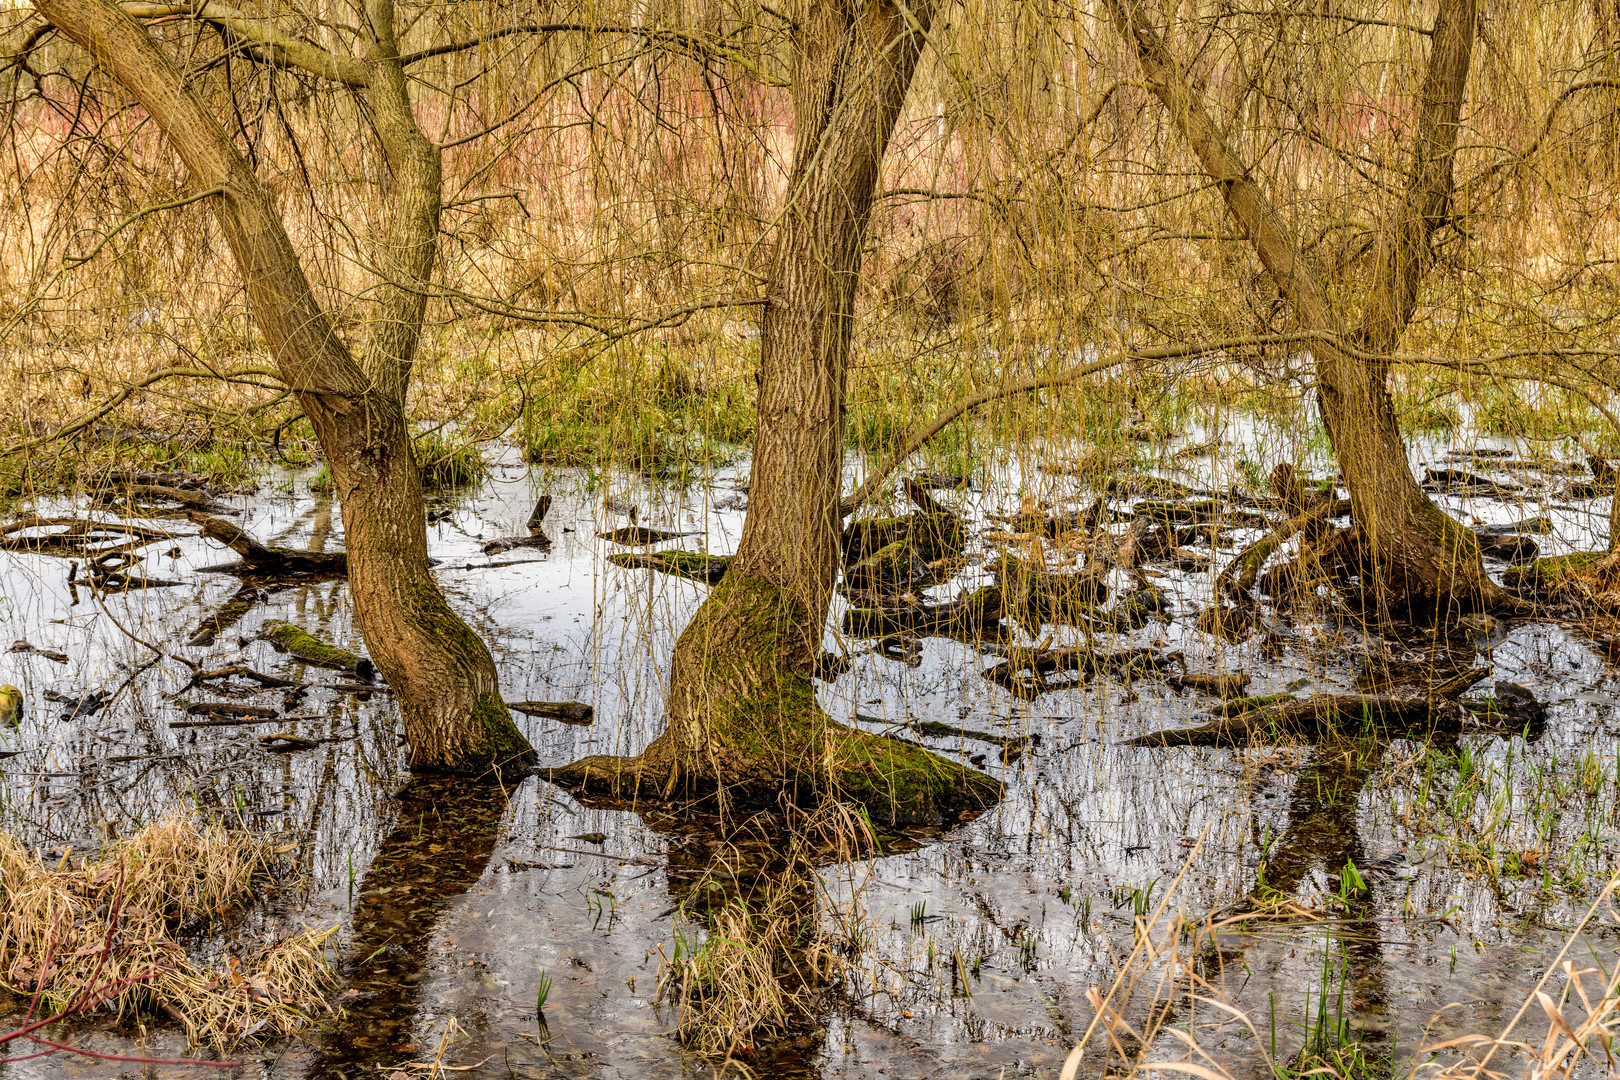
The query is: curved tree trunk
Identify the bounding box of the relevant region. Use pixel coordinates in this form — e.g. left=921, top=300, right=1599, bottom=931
left=1106, top=0, right=1505, bottom=614
left=34, top=0, right=533, bottom=776
left=560, top=0, right=1001, bottom=824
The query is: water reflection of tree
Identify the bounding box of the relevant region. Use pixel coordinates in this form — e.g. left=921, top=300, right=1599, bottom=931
left=305, top=776, right=511, bottom=1079
left=1250, top=739, right=1395, bottom=1049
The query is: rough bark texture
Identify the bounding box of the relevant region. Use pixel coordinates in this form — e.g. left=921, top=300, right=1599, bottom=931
left=35, top=0, right=533, bottom=776
left=1107, top=0, right=1504, bottom=613
left=558, top=0, right=1001, bottom=823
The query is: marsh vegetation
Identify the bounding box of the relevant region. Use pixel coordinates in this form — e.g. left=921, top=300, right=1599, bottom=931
left=3, top=0, right=1620, bottom=1075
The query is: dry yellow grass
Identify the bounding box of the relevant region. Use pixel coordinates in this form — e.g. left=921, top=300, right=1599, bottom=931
left=0, top=812, right=336, bottom=1049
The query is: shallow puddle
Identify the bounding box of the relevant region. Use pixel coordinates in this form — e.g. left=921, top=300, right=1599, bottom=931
left=4, top=435, right=1620, bottom=1077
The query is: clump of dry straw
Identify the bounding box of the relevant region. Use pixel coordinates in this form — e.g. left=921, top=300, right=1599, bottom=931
left=0, top=811, right=336, bottom=1048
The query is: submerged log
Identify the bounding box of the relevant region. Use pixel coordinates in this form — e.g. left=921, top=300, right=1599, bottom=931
left=609, top=550, right=729, bottom=584
left=187, top=511, right=347, bottom=574
left=1130, top=694, right=1464, bottom=747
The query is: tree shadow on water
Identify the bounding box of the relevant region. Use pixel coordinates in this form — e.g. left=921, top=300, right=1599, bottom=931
left=304, top=776, right=512, bottom=1079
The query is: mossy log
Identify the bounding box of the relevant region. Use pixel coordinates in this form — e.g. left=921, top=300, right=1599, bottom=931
left=990, top=554, right=1109, bottom=635
left=1502, top=551, right=1605, bottom=591
left=1129, top=694, right=1463, bottom=747
left=844, top=540, right=930, bottom=592
left=842, top=511, right=963, bottom=564
left=1218, top=498, right=1352, bottom=598
left=261, top=620, right=373, bottom=678
left=548, top=572, right=1001, bottom=824
left=842, top=585, right=1004, bottom=639
left=984, top=644, right=1175, bottom=698
left=609, top=550, right=730, bottom=584
left=187, top=511, right=347, bottom=574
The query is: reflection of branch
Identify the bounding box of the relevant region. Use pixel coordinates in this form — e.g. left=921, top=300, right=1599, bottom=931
left=1, top=364, right=284, bottom=457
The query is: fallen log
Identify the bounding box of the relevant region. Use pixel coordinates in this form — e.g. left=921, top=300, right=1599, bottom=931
left=121, top=483, right=230, bottom=513
left=842, top=585, right=1004, bottom=639
left=181, top=701, right=279, bottom=719
left=1167, top=672, right=1252, bottom=698
left=187, top=511, right=347, bottom=574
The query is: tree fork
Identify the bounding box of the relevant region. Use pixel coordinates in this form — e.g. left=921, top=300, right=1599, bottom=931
left=1105, top=0, right=1508, bottom=615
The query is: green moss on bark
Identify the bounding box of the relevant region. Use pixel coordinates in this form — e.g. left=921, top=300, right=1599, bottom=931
left=663, top=572, right=1001, bottom=824
left=407, top=583, right=536, bottom=777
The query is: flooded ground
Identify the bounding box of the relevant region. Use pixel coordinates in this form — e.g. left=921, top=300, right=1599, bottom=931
left=3, top=430, right=1620, bottom=1078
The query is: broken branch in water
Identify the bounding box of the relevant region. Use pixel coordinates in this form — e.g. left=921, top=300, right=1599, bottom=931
left=186, top=511, right=347, bottom=574
left=506, top=701, right=594, bottom=724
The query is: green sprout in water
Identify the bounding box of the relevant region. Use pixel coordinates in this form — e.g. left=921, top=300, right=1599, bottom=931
left=536, top=969, right=554, bottom=1013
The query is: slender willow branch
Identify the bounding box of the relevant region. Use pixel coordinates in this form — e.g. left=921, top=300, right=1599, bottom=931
left=842, top=331, right=1326, bottom=515
left=1, top=364, right=284, bottom=457
left=1462, top=78, right=1620, bottom=198
left=399, top=23, right=787, bottom=86
left=120, top=1, right=369, bottom=85
left=64, top=185, right=222, bottom=266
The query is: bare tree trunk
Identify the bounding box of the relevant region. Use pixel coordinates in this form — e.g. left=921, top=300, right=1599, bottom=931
left=35, top=0, right=534, bottom=775
left=559, top=0, right=1001, bottom=823
left=1106, top=0, right=1506, bottom=613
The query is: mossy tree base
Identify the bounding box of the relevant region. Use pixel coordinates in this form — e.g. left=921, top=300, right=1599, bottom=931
left=553, top=573, right=1001, bottom=824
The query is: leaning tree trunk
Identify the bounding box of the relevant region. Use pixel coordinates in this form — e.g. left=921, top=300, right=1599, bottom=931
left=1107, top=0, right=1505, bottom=614
left=560, top=0, right=1001, bottom=823
left=35, top=0, right=534, bottom=775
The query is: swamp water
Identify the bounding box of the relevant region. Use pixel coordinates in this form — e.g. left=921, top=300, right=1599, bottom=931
left=2, top=435, right=1620, bottom=1078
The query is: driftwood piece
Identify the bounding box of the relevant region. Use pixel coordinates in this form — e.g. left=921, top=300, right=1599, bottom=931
left=507, top=700, right=594, bottom=725
left=187, top=511, right=347, bottom=574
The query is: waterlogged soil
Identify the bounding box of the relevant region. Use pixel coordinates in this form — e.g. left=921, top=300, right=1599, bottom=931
left=2, top=433, right=1620, bottom=1078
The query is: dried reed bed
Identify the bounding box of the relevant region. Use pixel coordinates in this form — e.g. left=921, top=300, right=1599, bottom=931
left=0, top=812, right=336, bottom=1049
left=1059, top=847, right=1620, bottom=1080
